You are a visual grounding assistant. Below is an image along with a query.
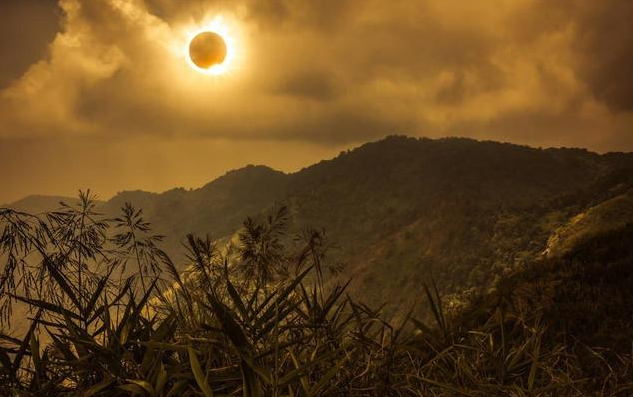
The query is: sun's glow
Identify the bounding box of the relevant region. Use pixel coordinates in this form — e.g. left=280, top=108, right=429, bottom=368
left=185, top=16, right=239, bottom=76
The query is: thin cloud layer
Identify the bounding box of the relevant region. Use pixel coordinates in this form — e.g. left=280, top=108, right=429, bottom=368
left=1, top=0, right=633, bottom=201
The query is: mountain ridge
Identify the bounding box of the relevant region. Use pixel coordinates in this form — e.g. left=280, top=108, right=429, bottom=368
left=10, top=136, right=633, bottom=207
left=6, top=135, right=633, bottom=313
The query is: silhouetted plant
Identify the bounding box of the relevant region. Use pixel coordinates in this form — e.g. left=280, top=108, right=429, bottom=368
left=238, top=205, right=289, bottom=287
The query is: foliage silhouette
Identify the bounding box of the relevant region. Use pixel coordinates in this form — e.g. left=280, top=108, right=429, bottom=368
left=0, top=192, right=632, bottom=396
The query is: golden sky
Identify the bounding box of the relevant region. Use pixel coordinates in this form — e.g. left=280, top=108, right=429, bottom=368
left=1, top=0, right=633, bottom=203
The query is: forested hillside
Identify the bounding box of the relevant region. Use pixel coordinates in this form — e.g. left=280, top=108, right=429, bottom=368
left=7, top=136, right=633, bottom=315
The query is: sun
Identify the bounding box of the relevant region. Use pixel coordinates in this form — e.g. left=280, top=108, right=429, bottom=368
left=185, top=17, right=238, bottom=76
left=190, top=32, right=226, bottom=68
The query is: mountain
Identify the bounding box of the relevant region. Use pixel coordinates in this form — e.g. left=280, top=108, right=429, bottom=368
left=3, top=195, right=77, bottom=213
left=7, top=136, right=633, bottom=315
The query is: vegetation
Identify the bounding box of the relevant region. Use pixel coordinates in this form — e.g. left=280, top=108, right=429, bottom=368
left=1, top=192, right=632, bottom=396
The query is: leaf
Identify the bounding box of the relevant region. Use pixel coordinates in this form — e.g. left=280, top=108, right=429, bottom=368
left=137, top=341, right=188, bottom=351
left=12, top=310, right=41, bottom=379
left=155, top=362, right=168, bottom=397
left=119, top=383, right=149, bottom=395
left=239, top=350, right=273, bottom=385
left=307, top=354, right=348, bottom=397
left=278, top=348, right=342, bottom=387
left=165, top=380, right=188, bottom=397
left=10, top=294, right=82, bottom=321
left=204, top=291, right=266, bottom=396
left=189, top=347, right=214, bottom=397
left=289, top=349, right=310, bottom=395
left=204, top=292, right=252, bottom=352
left=30, top=332, right=42, bottom=378
left=423, top=281, right=446, bottom=337
left=88, top=277, right=132, bottom=325
left=130, top=278, right=158, bottom=323
left=255, top=265, right=314, bottom=322
left=0, top=349, right=12, bottom=372
left=84, top=379, right=115, bottom=397
left=44, top=257, right=82, bottom=311
left=417, top=376, right=478, bottom=397
left=125, top=379, right=156, bottom=396
left=528, top=332, right=543, bottom=391
left=226, top=277, right=249, bottom=321
left=84, top=276, right=109, bottom=319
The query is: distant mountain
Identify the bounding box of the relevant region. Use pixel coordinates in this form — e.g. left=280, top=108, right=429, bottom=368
left=7, top=136, right=633, bottom=315
left=4, top=195, right=77, bottom=214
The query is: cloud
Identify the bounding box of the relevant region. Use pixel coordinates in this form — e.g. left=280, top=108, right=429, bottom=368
left=0, top=0, right=632, bottom=150
left=570, top=0, right=633, bottom=113
left=276, top=70, right=339, bottom=101
left=0, top=0, right=60, bottom=88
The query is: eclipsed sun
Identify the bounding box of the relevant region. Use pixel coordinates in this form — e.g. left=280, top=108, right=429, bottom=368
left=186, top=18, right=237, bottom=76
left=189, top=32, right=226, bottom=69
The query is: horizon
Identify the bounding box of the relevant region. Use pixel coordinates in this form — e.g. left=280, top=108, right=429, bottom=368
left=5, top=134, right=632, bottom=204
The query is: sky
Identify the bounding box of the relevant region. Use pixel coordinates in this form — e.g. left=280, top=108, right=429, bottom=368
left=1, top=0, right=633, bottom=203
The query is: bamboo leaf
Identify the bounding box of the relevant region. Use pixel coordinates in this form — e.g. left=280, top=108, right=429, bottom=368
left=528, top=332, right=543, bottom=391
left=307, top=355, right=348, bottom=397
left=10, top=294, right=82, bottom=321
left=44, top=256, right=83, bottom=311
left=125, top=379, right=156, bottom=396
left=84, top=379, right=115, bottom=397
left=84, top=276, right=109, bottom=319
left=189, top=347, right=214, bottom=397
left=417, top=376, right=478, bottom=397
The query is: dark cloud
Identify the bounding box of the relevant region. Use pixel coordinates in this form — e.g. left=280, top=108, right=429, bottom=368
left=435, top=72, right=466, bottom=105
left=277, top=70, right=339, bottom=101
left=245, top=0, right=361, bottom=30
left=0, top=0, right=60, bottom=88
left=572, top=0, right=633, bottom=112
left=246, top=0, right=290, bottom=28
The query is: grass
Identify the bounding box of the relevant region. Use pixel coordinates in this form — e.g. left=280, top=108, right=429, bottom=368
left=0, top=192, right=632, bottom=396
